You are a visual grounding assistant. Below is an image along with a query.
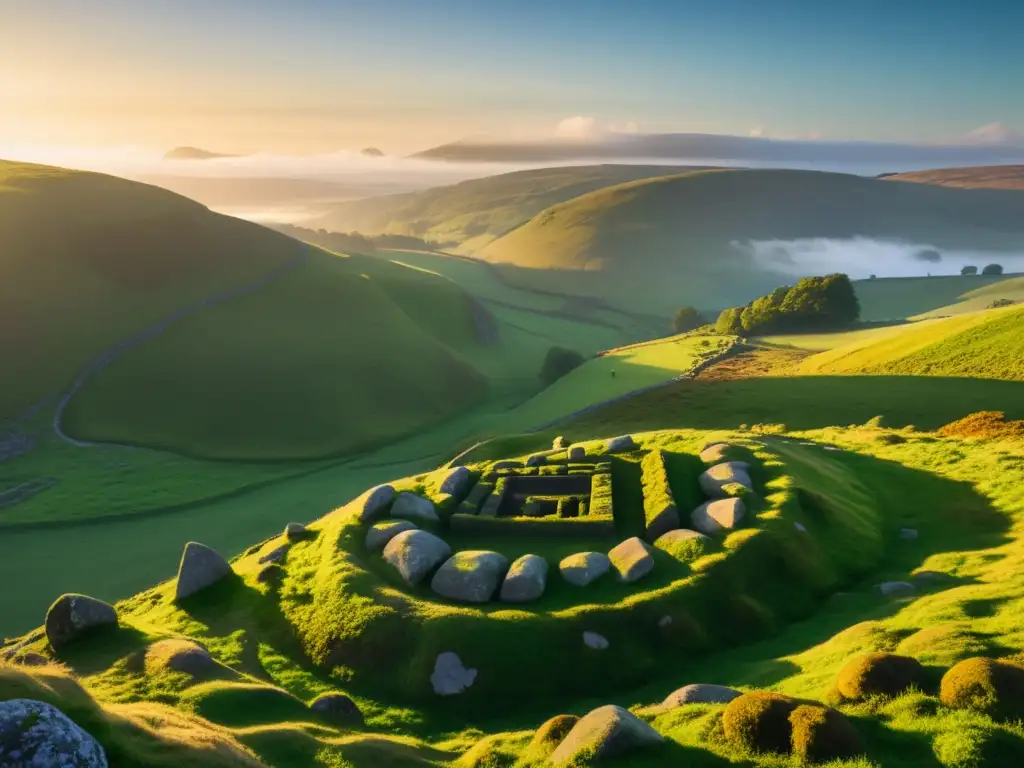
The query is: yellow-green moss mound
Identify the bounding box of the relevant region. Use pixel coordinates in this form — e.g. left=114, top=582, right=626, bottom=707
left=835, top=652, right=929, bottom=700
left=940, top=657, right=1024, bottom=721
left=789, top=703, right=863, bottom=764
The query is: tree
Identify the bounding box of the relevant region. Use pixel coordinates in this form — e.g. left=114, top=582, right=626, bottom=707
left=715, top=307, right=745, bottom=335
left=672, top=306, right=705, bottom=334
left=982, top=263, right=1004, bottom=276
left=961, top=266, right=978, bottom=276
left=779, top=273, right=860, bottom=329
left=539, top=346, right=585, bottom=386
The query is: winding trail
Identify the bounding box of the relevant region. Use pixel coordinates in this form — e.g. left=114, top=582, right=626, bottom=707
left=52, top=251, right=310, bottom=447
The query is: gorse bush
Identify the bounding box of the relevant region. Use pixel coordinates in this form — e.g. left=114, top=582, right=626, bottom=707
left=716, top=273, right=860, bottom=336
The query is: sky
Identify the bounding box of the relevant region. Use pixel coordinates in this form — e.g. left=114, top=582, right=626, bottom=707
left=2, top=0, right=1023, bottom=157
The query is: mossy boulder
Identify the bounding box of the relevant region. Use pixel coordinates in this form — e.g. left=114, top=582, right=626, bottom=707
left=723, top=691, right=798, bottom=755
left=835, top=652, right=929, bottom=700
left=44, top=594, right=117, bottom=651
left=144, top=638, right=215, bottom=677
left=940, top=657, right=1024, bottom=721
left=548, top=704, right=663, bottom=765
left=789, top=704, right=863, bottom=764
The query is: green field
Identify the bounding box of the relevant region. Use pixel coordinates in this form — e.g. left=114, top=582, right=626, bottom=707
left=854, top=272, right=1023, bottom=321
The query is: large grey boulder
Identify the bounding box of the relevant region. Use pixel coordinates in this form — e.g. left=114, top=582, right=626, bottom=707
left=44, top=594, right=117, bottom=651
left=390, top=492, right=439, bottom=523
left=438, top=466, right=471, bottom=496
left=698, top=462, right=753, bottom=497
left=431, top=550, right=509, bottom=603
left=568, top=445, right=586, bottom=461
left=175, top=542, right=233, bottom=601
left=691, top=498, right=746, bottom=535
left=559, top=552, right=611, bottom=586
left=0, top=698, right=108, bottom=767
left=365, top=520, right=417, bottom=551
left=382, top=530, right=452, bottom=585
left=430, top=652, right=477, bottom=695
left=606, top=435, right=636, bottom=453
left=548, top=704, right=663, bottom=765
left=310, top=692, right=363, bottom=724
left=351, top=484, right=395, bottom=523
left=608, top=537, right=655, bottom=583
left=499, top=554, right=548, bottom=603
left=662, top=684, right=741, bottom=707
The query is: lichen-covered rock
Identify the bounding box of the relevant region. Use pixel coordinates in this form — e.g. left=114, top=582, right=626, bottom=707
left=310, top=692, right=363, bottom=724
left=654, top=528, right=710, bottom=561
left=662, top=684, right=741, bottom=707
left=606, top=435, right=636, bottom=453
left=836, top=653, right=929, bottom=701
left=940, top=657, right=1024, bottom=721
left=382, top=530, right=452, bottom=585
left=284, top=522, right=307, bottom=541
left=44, top=594, right=117, bottom=651
left=691, top=498, right=746, bottom=535
left=364, top=520, right=417, bottom=551
left=583, top=631, right=610, bottom=649
left=350, top=484, right=395, bottom=523
left=499, top=554, right=548, bottom=603
left=431, top=550, right=509, bottom=603
left=175, top=542, right=232, bottom=601
left=608, top=537, right=655, bottom=583
left=699, top=462, right=753, bottom=497
left=0, top=698, right=108, bottom=767
left=431, top=652, right=477, bottom=695
left=390, top=492, right=439, bottom=523
left=438, top=466, right=471, bottom=496
left=568, top=445, right=586, bottom=461
left=559, top=552, right=611, bottom=586
left=548, top=704, right=663, bottom=765
left=145, top=638, right=214, bottom=677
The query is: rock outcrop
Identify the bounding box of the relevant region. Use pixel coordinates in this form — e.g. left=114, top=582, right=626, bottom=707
left=0, top=698, right=108, bottom=767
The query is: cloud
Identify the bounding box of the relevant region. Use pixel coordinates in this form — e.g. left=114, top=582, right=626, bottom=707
left=959, top=122, right=1022, bottom=145
left=748, top=126, right=764, bottom=138
left=554, top=116, right=598, bottom=140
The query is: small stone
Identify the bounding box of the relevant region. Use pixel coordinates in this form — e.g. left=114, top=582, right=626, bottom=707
left=431, top=652, right=476, bottom=695
left=691, top=498, right=746, bottom=535
left=559, top=552, right=611, bottom=586
left=284, top=522, right=307, bottom=541
left=0, top=699, right=108, bottom=767
left=877, top=581, right=916, bottom=597
left=794, top=522, right=807, bottom=533
left=548, top=704, right=663, bottom=765
left=658, top=615, right=673, bottom=628
left=499, top=554, right=548, bottom=603
left=662, top=684, right=741, bottom=707
left=526, top=453, right=548, bottom=467
left=258, top=544, right=289, bottom=564
left=899, top=528, right=919, bottom=540
left=608, top=537, right=655, bottom=583
left=438, top=466, right=471, bottom=496
left=351, top=484, right=395, bottom=523
left=365, top=520, right=417, bottom=551
left=310, top=692, right=363, bottom=724
left=699, top=443, right=743, bottom=464
left=382, top=530, right=452, bottom=585
left=390, top=492, right=439, bottom=523
left=568, top=445, right=586, bottom=461
left=699, top=462, right=753, bottom=497
left=431, top=551, right=509, bottom=603
left=606, top=435, right=636, bottom=453
left=44, top=594, right=117, bottom=651
left=583, top=631, right=610, bottom=649
left=175, top=542, right=233, bottom=601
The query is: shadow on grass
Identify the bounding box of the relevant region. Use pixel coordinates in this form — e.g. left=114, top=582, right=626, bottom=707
left=56, top=624, right=150, bottom=674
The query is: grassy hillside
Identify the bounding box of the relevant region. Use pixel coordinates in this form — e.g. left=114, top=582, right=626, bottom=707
left=478, top=169, right=1024, bottom=314
left=916, top=276, right=1024, bottom=318
left=310, top=165, right=695, bottom=253
left=887, top=164, right=1024, bottom=189
left=854, top=273, right=1022, bottom=321
left=0, top=159, right=307, bottom=418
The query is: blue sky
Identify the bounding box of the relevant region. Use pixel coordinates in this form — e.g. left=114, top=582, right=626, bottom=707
left=2, top=0, right=1022, bottom=153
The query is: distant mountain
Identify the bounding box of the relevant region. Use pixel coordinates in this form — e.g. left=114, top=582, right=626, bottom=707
left=361, top=147, right=385, bottom=157
left=164, top=146, right=240, bottom=161
left=886, top=164, right=1024, bottom=189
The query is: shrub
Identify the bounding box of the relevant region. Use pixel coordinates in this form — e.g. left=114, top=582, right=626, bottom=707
left=989, top=298, right=1016, bottom=309
left=723, top=274, right=861, bottom=337
left=539, top=346, right=585, bottom=386
left=940, top=657, right=1024, bottom=721
left=789, top=704, right=864, bottom=764
left=962, top=265, right=979, bottom=275
left=982, top=263, right=1004, bottom=275
left=723, top=691, right=798, bottom=754
left=716, top=306, right=745, bottom=335
left=835, top=652, right=929, bottom=700
left=672, top=306, right=706, bottom=333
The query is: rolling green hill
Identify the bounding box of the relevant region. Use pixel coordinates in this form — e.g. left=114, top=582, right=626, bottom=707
left=886, top=164, right=1024, bottom=189
left=478, top=169, right=1024, bottom=314
left=310, top=164, right=697, bottom=253
left=853, top=272, right=1022, bottom=321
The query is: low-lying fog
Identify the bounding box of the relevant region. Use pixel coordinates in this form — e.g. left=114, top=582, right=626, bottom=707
left=736, top=237, right=1024, bottom=279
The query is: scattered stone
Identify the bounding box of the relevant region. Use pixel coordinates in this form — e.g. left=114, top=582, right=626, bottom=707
left=658, top=615, right=673, bottom=628
left=548, top=704, right=664, bottom=765
left=256, top=564, right=284, bottom=584
left=876, top=581, right=916, bottom=597
left=0, top=699, right=108, bottom=767
left=824, top=446, right=841, bottom=451
left=691, top=498, right=746, bottom=535
left=835, top=653, right=929, bottom=700
left=382, top=530, right=452, bottom=585
left=351, top=484, right=395, bottom=523
left=431, top=550, right=509, bottom=603
left=699, top=462, right=753, bottom=497
left=175, top=542, right=233, bottom=601
left=606, top=435, right=636, bottom=453
left=899, top=528, right=919, bottom=540
left=499, top=554, right=548, bottom=603
left=608, top=537, right=655, bottom=583
left=430, top=652, right=477, bottom=695
left=44, top=594, right=117, bottom=651
left=699, top=443, right=744, bottom=464
left=583, top=631, right=610, bottom=650
left=390, top=492, right=439, bottom=523
left=284, top=522, right=307, bottom=541
left=662, top=684, right=741, bottom=707
left=365, top=520, right=417, bottom=551
left=654, top=528, right=710, bottom=561
left=526, top=453, right=548, bottom=467
left=438, top=466, right=471, bottom=496
left=794, top=522, right=807, bottom=533
left=559, top=552, right=611, bottom=586
left=258, top=544, right=289, bottom=564
left=552, top=436, right=569, bottom=450
left=310, top=692, right=363, bottom=725
left=568, top=445, right=586, bottom=461
left=529, top=714, right=579, bottom=752
left=145, top=638, right=214, bottom=677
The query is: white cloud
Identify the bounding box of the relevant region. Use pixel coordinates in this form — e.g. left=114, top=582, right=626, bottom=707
left=959, top=122, right=1021, bottom=145
left=748, top=126, right=764, bottom=138
left=554, top=116, right=598, bottom=140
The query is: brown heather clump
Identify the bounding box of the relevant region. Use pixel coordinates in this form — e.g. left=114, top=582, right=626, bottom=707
left=938, top=411, right=1024, bottom=440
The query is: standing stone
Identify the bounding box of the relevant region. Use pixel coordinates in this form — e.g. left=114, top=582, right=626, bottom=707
left=430, top=652, right=477, bottom=695
left=548, top=705, right=663, bottom=765
left=698, top=462, right=753, bottom=497
left=438, top=466, right=471, bottom=496
left=0, top=699, right=108, bottom=767
left=583, top=631, right=610, bottom=650
left=431, top=551, right=509, bottom=603
left=382, top=530, right=452, bottom=585
left=310, top=693, right=363, bottom=724
left=568, top=445, right=586, bottom=461
left=662, top=684, right=741, bottom=707
left=365, top=520, right=418, bottom=551
left=390, top=492, right=439, bottom=523
left=606, top=435, right=636, bottom=453
left=499, top=555, right=549, bottom=603
left=44, top=594, right=117, bottom=651
left=351, top=484, right=395, bottom=523
left=284, top=522, right=307, bottom=541
left=691, top=498, right=746, bottom=535
left=175, top=542, right=233, bottom=601
left=608, top=537, right=655, bottom=583
left=559, top=552, right=611, bottom=586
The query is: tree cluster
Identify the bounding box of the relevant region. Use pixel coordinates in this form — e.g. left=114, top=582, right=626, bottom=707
left=715, top=273, right=861, bottom=336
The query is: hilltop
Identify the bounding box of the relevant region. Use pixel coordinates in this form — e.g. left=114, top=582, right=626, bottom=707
left=164, top=146, right=240, bottom=161
left=886, top=164, right=1024, bottom=190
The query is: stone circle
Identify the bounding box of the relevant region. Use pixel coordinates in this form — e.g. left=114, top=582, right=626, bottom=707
left=608, top=537, right=655, bottom=583
left=499, top=554, right=548, bottom=603
left=175, top=541, right=233, bottom=601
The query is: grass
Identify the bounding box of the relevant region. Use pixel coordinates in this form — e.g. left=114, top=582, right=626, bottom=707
left=915, top=277, right=1024, bottom=319
left=853, top=273, right=1024, bottom=322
